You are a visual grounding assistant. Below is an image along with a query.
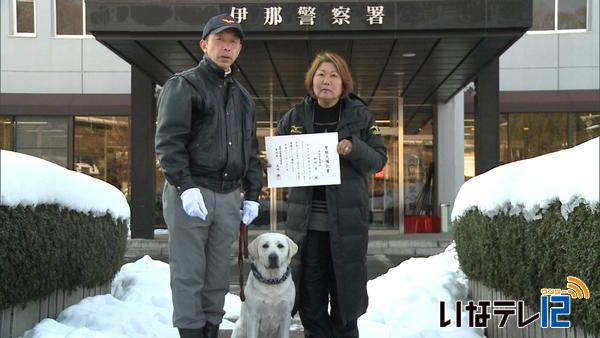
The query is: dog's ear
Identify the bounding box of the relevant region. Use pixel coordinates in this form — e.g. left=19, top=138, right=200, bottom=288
left=248, top=237, right=260, bottom=261
left=287, top=237, right=298, bottom=259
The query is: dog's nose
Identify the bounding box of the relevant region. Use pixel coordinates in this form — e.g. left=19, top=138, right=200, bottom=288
left=268, top=253, right=279, bottom=268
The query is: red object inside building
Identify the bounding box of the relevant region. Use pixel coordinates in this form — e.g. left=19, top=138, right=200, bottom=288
left=404, top=215, right=441, bottom=233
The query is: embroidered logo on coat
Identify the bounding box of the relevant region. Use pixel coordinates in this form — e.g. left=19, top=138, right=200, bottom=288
left=290, top=125, right=304, bottom=134
left=369, top=124, right=381, bottom=135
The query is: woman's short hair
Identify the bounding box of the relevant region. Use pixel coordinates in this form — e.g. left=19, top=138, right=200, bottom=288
left=305, top=52, right=354, bottom=99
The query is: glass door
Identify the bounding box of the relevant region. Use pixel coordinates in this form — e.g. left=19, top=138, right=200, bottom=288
left=369, top=126, right=401, bottom=230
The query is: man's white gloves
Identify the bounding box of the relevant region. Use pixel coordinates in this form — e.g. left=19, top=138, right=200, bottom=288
left=180, top=188, right=208, bottom=220
left=180, top=188, right=258, bottom=225
left=241, top=200, right=260, bottom=225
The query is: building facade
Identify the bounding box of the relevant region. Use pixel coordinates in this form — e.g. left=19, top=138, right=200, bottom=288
left=1, top=0, right=132, bottom=197
left=464, top=0, right=600, bottom=178
left=1, top=0, right=598, bottom=238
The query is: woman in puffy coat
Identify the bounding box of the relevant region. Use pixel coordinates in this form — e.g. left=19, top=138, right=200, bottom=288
left=275, top=51, right=387, bottom=338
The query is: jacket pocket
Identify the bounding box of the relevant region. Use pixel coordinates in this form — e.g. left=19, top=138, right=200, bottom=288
left=188, top=134, right=221, bottom=170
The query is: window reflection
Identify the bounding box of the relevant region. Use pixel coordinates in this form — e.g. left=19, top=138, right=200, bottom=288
left=15, top=116, right=68, bottom=167
left=499, top=114, right=509, bottom=164
left=558, top=0, right=587, bottom=30
left=531, top=0, right=587, bottom=31
left=56, top=0, right=83, bottom=35
left=574, top=112, right=600, bottom=145
left=464, top=113, right=475, bottom=180
left=16, top=0, right=35, bottom=34
left=532, top=0, right=555, bottom=30
left=74, top=116, right=130, bottom=198
left=509, top=113, right=568, bottom=161
left=466, top=112, right=597, bottom=172
left=0, top=117, right=13, bottom=150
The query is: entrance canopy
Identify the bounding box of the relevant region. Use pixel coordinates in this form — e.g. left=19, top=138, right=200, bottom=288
left=86, top=0, right=531, bottom=133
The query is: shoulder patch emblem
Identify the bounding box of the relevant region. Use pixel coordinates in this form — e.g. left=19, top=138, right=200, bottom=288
left=290, top=125, right=304, bottom=134
left=369, top=124, right=381, bottom=135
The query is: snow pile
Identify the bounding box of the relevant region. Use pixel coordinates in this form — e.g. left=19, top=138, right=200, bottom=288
left=0, top=150, right=130, bottom=221
left=358, top=244, right=484, bottom=338
left=452, top=138, right=599, bottom=221
left=24, top=246, right=485, bottom=338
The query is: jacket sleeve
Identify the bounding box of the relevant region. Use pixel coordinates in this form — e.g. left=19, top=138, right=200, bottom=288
left=243, top=102, right=263, bottom=202
left=155, top=76, right=196, bottom=194
left=343, top=109, right=387, bottom=175
left=275, top=109, right=293, bottom=136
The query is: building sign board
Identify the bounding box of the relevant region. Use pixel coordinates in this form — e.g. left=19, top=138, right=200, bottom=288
left=86, top=0, right=531, bottom=34
left=224, top=3, right=395, bottom=31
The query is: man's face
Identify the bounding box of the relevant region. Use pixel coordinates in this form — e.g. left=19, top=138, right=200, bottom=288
left=200, top=29, right=242, bottom=71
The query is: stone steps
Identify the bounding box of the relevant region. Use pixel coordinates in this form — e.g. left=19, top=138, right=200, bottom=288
left=126, top=233, right=453, bottom=263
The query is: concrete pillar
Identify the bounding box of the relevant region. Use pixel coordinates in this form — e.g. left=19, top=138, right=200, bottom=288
left=130, top=66, right=156, bottom=239
left=434, top=92, right=464, bottom=223
left=474, top=58, right=500, bottom=174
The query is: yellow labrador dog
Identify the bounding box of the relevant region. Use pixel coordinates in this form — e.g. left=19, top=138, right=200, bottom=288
left=232, top=233, right=298, bottom=338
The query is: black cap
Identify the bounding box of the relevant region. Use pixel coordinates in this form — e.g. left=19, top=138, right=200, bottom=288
left=202, top=14, right=245, bottom=41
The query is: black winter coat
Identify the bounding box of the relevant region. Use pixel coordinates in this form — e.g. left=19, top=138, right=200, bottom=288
left=276, top=95, right=387, bottom=323
left=155, top=56, right=262, bottom=201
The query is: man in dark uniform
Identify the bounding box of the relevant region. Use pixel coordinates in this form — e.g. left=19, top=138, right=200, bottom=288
left=155, top=13, right=262, bottom=338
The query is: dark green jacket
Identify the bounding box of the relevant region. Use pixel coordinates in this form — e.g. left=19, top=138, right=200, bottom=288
left=155, top=56, right=262, bottom=201
left=277, top=95, right=387, bottom=323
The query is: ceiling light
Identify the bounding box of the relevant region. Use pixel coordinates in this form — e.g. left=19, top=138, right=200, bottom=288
left=393, top=71, right=405, bottom=76
left=402, top=52, right=416, bottom=58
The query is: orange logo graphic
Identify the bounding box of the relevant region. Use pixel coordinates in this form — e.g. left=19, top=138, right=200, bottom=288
left=565, top=276, right=590, bottom=299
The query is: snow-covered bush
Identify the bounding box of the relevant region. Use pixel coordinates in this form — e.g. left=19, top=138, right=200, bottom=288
left=0, top=150, right=130, bottom=309
left=452, top=138, right=599, bottom=334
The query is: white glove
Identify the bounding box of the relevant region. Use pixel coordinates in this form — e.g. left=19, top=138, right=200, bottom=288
left=241, top=200, right=259, bottom=225
left=180, top=188, right=208, bottom=220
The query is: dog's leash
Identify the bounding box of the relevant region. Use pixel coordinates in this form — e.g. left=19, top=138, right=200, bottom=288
left=238, top=221, right=249, bottom=301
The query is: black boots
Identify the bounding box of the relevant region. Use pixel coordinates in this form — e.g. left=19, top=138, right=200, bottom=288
left=203, top=322, right=219, bottom=338
left=177, top=323, right=218, bottom=338
left=178, top=328, right=205, bottom=338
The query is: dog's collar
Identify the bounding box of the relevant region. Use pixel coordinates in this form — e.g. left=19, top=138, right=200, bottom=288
left=250, top=263, right=291, bottom=285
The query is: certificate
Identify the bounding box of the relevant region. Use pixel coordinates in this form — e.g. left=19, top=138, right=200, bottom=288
left=265, top=133, right=341, bottom=188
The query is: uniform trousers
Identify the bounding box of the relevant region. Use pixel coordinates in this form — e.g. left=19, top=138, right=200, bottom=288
left=163, top=183, right=241, bottom=329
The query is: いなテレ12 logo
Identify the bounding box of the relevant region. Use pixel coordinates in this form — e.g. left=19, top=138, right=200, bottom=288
left=540, top=276, right=590, bottom=328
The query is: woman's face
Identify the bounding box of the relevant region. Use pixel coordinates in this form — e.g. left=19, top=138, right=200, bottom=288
left=312, top=61, right=343, bottom=107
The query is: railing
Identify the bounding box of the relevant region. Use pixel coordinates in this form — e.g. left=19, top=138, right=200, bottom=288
left=0, top=283, right=111, bottom=338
